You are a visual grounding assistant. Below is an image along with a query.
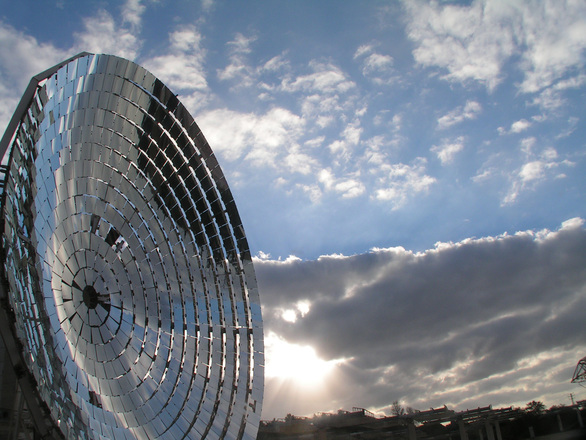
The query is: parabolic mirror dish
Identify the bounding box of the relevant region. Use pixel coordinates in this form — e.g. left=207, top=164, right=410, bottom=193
left=0, top=53, right=263, bottom=439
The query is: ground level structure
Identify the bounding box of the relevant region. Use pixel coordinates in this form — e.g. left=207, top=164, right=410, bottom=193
left=258, top=403, right=586, bottom=440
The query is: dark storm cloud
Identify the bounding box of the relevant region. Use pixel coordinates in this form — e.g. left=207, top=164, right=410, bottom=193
left=256, top=219, right=586, bottom=412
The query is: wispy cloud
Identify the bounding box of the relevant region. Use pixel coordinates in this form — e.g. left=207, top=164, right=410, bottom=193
left=142, top=25, right=210, bottom=112
left=354, top=44, right=396, bottom=85
left=217, top=33, right=258, bottom=87
left=531, top=74, right=586, bottom=110
left=328, top=119, right=363, bottom=164
left=498, top=118, right=532, bottom=135
left=373, top=158, right=436, bottom=207
left=503, top=141, right=574, bottom=205
left=437, top=101, right=482, bottom=130
left=144, top=26, right=207, bottom=90
left=0, top=21, right=68, bottom=129
left=201, top=0, right=214, bottom=12
left=510, top=119, right=532, bottom=134
left=0, top=22, right=68, bottom=90
left=516, top=1, right=586, bottom=93
left=431, top=136, right=465, bottom=165
left=281, top=61, right=356, bottom=95
left=318, top=169, right=365, bottom=199
left=73, top=3, right=143, bottom=60
left=121, top=0, right=145, bottom=31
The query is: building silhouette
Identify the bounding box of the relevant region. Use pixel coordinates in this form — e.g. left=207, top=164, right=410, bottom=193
left=258, top=403, right=586, bottom=440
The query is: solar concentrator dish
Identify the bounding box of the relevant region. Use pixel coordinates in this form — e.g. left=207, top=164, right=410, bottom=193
left=0, top=53, right=263, bottom=440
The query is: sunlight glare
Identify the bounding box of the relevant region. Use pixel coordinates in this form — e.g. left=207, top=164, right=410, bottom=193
left=265, top=332, right=341, bottom=387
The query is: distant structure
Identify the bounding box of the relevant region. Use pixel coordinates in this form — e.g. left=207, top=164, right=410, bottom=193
left=572, top=356, right=586, bottom=385
left=259, top=404, right=586, bottom=440
left=0, top=53, right=263, bottom=439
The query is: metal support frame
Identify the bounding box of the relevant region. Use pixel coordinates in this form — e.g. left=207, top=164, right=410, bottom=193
left=0, top=52, right=90, bottom=160
left=0, top=53, right=89, bottom=440
left=571, top=356, right=586, bottom=384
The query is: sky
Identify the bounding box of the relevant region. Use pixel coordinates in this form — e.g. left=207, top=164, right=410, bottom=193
left=1, top=0, right=585, bottom=421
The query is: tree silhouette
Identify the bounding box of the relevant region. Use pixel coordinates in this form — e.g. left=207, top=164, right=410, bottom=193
left=391, top=400, right=405, bottom=416
left=525, top=400, right=545, bottom=415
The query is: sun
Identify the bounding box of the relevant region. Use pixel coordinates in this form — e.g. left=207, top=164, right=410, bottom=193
left=264, top=332, right=342, bottom=388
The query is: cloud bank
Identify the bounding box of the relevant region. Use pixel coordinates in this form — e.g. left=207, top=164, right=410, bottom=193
left=257, top=219, right=586, bottom=417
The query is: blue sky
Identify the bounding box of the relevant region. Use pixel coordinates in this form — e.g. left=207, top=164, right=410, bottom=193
left=1, top=0, right=586, bottom=421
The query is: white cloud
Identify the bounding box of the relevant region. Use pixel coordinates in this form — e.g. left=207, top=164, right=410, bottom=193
left=0, top=21, right=69, bottom=131
left=431, top=136, right=465, bottom=165
left=499, top=118, right=533, bottom=135
left=552, top=74, right=586, bottom=92
left=530, top=87, right=565, bottom=110
left=196, top=109, right=259, bottom=160
left=472, top=167, right=495, bottom=183
left=354, top=43, right=375, bottom=59
left=561, top=217, right=585, bottom=230
left=503, top=143, right=573, bottom=205
left=473, top=133, right=573, bottom=205
left=373, top=158, right=436, bottom=207
left=354, top=43, right=395, bottom=85
left=281, top=61, right=356, bottom=94
left=404, top=0, right=586, bottom=95
left=404, top=0, right=516, bottom=91
left=0, top=22, right=68, bottom=90
left=0, top=2, right=148, bottom=151
left=299, top=94, right=344, bottom=128
left=284, top=148, right=319, bottom=175
left=217, top=62, right=251, bottom=84
left=275, top=59, right=363, bottom=152
left=0, top=84, right=18, bottom=142
left=555, top=116, right=579, bottom=139
left=262, top=54, right=290, bottom=73
left=342, top=122, right=362, bottom=146
left=510, top=119, right=532, bottom=133
left=516, top=1, right=586, bottom=93
left=531, top=74, right=586, bottom=110
left=143, top=26, right=208, bottom=94
left=519, top=161, right=546, bottom=182
left=328, top=120, right=363, bottom=164
left=73, top=8, right=141, bottom=60
left=520, top=136, right=536, bottom=153
left=365, top=54, right=391, bottom=72
left=227, top=32, right=255, bottom=54
left=201, top=0, right=214, bottom=12
left=0, top=0, right=145, bottom=92
left=121, top=0, right=145, bottom=30
left=197, top=75, right=421, bottom=206
left=196, top=107, right=305, bottom=168
left=437, top=101, right=482, bottom=130
left=363, top=136, right=394, bottom=166
left=304, top=136, right=325, bottom=148
left=318, top=169, right=365, bottom=199
left=296, top=183, right=323, bottom=203
left=217, top=33, right=258, bottom=86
